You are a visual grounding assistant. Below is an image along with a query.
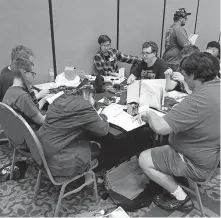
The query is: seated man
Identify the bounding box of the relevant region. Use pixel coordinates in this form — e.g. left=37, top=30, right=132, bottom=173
left=135, top=52, right=220, bottom=211
left=206, top=41, right=220, bottom=59
left=127, top=41, right=168, bottom=85
left=0, top=45, right=49, bottom=102
left=38, top=85, right=109, bottom=178
left=93, top=35, right=142, bottom=77
left=164, top=45, right=200, bottom=94
left=3, top=56, right=46, bottom=132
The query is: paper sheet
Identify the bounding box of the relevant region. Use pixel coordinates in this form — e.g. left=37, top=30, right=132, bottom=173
left=102, top=104, right=145, bottom=132
left=166, top=90, right=188, bottom=101
left=188, top=34, right=198, bottom=45
left=127, top=79, right=165, bottom=110
left=35, top=82, right=57, bottom=90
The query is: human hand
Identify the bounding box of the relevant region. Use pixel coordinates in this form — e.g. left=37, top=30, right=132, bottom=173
left=36, top=89, right=50, bottom=99
left=164, top=68, right=173, bottom=77
left=172, top=72, right=184, bottom=82
left=132, top=111, right=147, bottom=124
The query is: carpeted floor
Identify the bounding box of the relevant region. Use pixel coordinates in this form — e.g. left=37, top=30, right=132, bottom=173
left=0, top=142, right=220, bottom=217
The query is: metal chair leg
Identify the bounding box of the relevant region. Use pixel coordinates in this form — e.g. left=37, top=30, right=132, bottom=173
left=34, top=169, right=42, bottom=199
left=193, top=182, right=205, bottom=217
left=54, top=184, right=66, bottom=217
left=92, top=171, right=99, bottom=204
left=10, top=148, right=16, bottom=180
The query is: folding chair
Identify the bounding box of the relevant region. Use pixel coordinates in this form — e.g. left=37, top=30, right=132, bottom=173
left=179, top=153, right=220, bottom=217
left=0, top=104, right=30, bottom=180
left=0, top=103, right=98, bottom=217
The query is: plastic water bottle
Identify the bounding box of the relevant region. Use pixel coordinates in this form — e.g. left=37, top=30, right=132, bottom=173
left=48, top=68, right=54, bottom=82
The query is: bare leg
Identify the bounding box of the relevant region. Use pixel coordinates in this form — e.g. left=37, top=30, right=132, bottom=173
left=139, top=149, right=178, bottom=193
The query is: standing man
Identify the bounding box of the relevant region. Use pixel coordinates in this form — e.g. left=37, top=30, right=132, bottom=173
left=163, top=8, right=192, bottom=70
left=127, top=41, right=168, bottom=85
left=93, top=35, right=142, bottom=77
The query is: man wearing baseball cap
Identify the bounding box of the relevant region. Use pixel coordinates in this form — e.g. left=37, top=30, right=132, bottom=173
left=163, top=8, right=192, bottom=70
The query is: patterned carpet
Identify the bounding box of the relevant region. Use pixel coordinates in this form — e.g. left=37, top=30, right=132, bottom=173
left=0, top=142, right=220, bottom=217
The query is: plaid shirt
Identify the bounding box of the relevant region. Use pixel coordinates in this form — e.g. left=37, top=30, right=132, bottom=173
left=94, top=48, right=142, bottom=75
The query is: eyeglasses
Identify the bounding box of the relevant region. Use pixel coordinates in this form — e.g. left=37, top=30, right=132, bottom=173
left=141, top=51, right=153, bottom=56
left=26, top=71, right=36, bottom=78
left=101, top=43, right=111, bottom=48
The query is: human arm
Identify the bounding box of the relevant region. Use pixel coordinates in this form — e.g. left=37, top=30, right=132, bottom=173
left=34, top=89, right=50, bottom=100
left=31, top=111, right=46, bottom=126
left=135, top=110, right=172, bottom=135
left=17, top=93, right=45, bottom=126
left=175, top=27, right=191, bottom=48
left=38, top=97, right=48, bottom=110
left=172, top=72, right=192, bottom=94
left=116, top=50, right=142, bottom=65
left=83, top=108, right=109, bottom=137
left=164, top=68, right=178, bottom=91
left=127, top=74, right=138, bottom=85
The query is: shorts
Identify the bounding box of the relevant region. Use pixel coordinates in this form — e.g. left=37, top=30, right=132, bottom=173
left=151, top=145, right=209, bottom=181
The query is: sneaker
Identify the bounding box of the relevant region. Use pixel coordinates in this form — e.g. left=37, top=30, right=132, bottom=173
left=153, top=193, right=194, bottom=212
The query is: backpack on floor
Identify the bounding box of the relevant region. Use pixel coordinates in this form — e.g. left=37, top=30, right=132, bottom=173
left=104, top=156, right=150, bottom=211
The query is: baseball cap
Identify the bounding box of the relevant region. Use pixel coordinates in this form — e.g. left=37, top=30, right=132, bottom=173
left=174, top=8, right=191, bottom=18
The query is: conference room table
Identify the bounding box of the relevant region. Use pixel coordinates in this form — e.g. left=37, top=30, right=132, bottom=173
left=35, top=80, right=166, bottom=146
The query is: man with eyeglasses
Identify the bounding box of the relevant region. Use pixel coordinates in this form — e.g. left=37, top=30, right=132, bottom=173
left=94, top=35, right=142, bottom=77
left=0, top=45, right=49, bottom=102
left=127, top=41, right=168, bottom=85
left=3, top=55, right=46, bottom=131
left=162, top=8, right=192, bottom=71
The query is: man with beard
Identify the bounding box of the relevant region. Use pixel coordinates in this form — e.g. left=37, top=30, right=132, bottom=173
left=162, top=8, right=192, bottom=70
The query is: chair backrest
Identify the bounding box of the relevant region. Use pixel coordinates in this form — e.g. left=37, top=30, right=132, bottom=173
left=198, top=151, right=220, bottom=185
left=0, top=103, right=55, bottom=181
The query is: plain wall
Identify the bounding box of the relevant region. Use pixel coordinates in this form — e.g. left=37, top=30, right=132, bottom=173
left=52, top=0, right=117, bottom=75
left=0, top=0, right=220, bottom=83
left=0, top=0, right=53, bottom=84
left=195, top=0, right=220, bottom=51
left=118, top=0, right=164, bottom=76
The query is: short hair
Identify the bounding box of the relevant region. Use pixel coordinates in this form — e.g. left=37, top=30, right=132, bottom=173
left=180, top=52, right=218, bottom=83
left=206, top=41, right=220, bottom=58
left=179, top=45, right=200, bottom=59
left=202, top=52, right=220, bottom=76
left=11, top=45, right=34, bottom=62
left=11, top=58, right=33, bottom=79
left=98, top=35, right=111, bottom=45
left=142, top=41, right=158, bottom=55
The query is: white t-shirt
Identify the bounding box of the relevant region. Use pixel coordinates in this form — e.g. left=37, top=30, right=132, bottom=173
left=55, top=72, right=81, bottom=87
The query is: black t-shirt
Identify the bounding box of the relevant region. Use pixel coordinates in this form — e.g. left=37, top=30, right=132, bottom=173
left=0, top=66, right=14, bottom=102
left=133, top=58, right=168, bottom=79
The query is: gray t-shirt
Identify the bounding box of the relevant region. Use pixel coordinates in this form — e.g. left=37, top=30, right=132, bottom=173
left=163, top=24, right=189, bottom=65
left=163, top=78, right=220, bottom=170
